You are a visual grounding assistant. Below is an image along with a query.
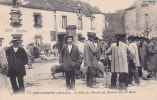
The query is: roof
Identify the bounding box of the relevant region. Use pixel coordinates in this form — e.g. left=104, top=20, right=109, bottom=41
left=0, top=0, right=102, bottom=17
left=103, top=29, right=116, bottom=37
left=0, top=0, right=54, bottom=10
left=105, top=10, right=126, bottom=35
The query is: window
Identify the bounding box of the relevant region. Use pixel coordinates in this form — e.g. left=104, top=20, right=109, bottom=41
left=78, top=33, right=82, bottom=41
left=50, top=31, right=56, bottom=41
left=33, top=13, right=43, bottom=28
left=67, top=3, right=70, bottom=8
left=62, top=16, right=67, bottom=29
left=145, top=14, right=149, bottom=29
left=91, top=19, right=95, bottom=30
left=34, top=35, right=43, bottom=45
left=10, top=10, right=22, bottom=28
left=12, top=0, right=17, bottom=7
left=78, top=18, right=82, bottom=30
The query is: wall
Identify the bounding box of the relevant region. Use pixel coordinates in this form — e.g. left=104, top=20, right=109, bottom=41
left=94, top=14, right=105, bottom=39
left=124, top=0, right=157, bottom=37
left=55, top=11, right=105, bottom=40
left=0, top=4, right=105, bottom=48
left=0, top=5, right=55, bottom=48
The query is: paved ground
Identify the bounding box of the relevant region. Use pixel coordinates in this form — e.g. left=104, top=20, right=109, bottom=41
left=2, top=55, right=157, bottom=100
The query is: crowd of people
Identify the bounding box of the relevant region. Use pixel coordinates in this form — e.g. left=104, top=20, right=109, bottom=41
left=59, top=32, right=157, bottom=91
left=0, top=32, right=157, bottom=94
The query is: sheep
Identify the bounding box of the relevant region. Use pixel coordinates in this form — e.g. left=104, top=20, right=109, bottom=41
left=77, top=60, right=106, bottom=79
left=77, top=58, right=111, bottom=87
left=51, top=62, right=64, bottom=79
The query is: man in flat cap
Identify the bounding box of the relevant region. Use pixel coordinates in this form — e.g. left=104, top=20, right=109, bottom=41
left=0, top=37, right=8, bottom=93
left=84, top=32, right=98, bottom=88
left=60, top=36, right=81, bottom=90
left=6, top=37, right=28, bottom=94
left=106, top=34, right=132, bottom=90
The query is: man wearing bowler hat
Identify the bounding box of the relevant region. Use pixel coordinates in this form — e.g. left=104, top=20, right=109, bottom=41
left=60, top=36, right=81, bottom=90
left=84, top=32, right=98, bottom=88
left=6, top=37, right=28, bottom=94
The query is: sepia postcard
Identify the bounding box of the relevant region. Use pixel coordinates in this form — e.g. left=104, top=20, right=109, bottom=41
left=0, top=0, right=157, bottom=100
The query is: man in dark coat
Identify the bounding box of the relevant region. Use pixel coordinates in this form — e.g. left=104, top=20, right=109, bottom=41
left=137, top=37, right=148, bottom=77
left=147, top=38, right=157, bottom=77
left=6, top=38, right=28, bottom=94
left=84, top=32, right=98, bottom=88
left=60, top=36, right=81, bottom=90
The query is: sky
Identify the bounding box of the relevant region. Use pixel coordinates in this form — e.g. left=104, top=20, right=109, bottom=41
left=80, top=0, right=138, bottom=13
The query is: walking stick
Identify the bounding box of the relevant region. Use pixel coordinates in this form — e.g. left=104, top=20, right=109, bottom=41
left=95, top=74, right=96, bottom=85
left=94, top=68, right=96, bottom=86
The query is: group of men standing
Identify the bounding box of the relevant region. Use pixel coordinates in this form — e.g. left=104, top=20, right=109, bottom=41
left=60, top=32, right=157, bottom=91
left=60, top=32, right=103, bottom=90
left=0, top=31, right=157, bottom=93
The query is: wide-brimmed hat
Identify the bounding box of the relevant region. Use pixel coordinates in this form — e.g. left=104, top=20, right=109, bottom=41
left=11, top=39, right=23, bottom=43
left=115, top=34, right=126, bottom=40
left=66, top=36, right=73, bottom=40
left=139, top=36, right=145, bottom=40
left=151, top=37, right=157, bottom=40
left=127, top=35, right=135, bottom=40
left=134, top=36, right=139, bottom=40
left=80, top=36, right=85, bottom=40
left=87, top=32, right=96, bottom=37
left=10, top=36, right=23, bottom=43
left=94, top=37, right=99, bottom=40
left=0, top=37, right=4, bottom=41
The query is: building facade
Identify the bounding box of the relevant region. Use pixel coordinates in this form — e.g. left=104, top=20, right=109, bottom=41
left=124, top=0, right=157, bottom=38
left=0, top=0, right=105, bottom=49
left=104, top=0, right=157, bottom=38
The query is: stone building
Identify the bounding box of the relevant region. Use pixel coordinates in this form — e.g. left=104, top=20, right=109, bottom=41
left=104, top=0, right=157, bottom=38
left=124, top=0, right=157, bottom=38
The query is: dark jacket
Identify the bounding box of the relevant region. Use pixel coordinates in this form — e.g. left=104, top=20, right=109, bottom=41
left=84, top=40, right=98, bottom=67
left=60, top=44, right=81, bottom=72
left=6, top=46, right=28, bottom=77
left=147, top=42, right=157, bottom=71
left=137, top=41, right=148, bottom=68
